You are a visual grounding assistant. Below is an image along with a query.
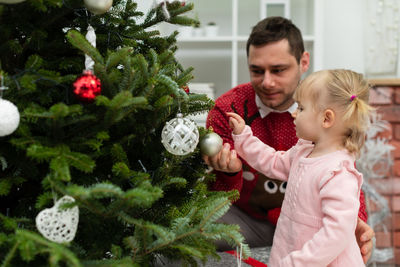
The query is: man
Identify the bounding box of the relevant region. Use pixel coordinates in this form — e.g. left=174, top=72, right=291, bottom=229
left=203, top=16, right=374, bottom=263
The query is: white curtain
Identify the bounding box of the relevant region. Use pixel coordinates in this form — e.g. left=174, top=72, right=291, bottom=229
left=365, top=0, right=400, bottom=76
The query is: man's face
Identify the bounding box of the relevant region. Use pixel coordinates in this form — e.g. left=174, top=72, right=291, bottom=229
left=248, top=39, right=309, bottom=111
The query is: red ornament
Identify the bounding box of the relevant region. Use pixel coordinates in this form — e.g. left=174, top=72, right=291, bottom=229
left=182, top=85, right=190, bottom=94
left=73, top=70, right=101, bottom=102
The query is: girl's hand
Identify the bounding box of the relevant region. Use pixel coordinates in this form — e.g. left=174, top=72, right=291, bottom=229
left=227, top=112, right=246, bottom=135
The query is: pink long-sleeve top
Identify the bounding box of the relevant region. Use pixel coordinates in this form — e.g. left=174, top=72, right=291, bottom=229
left=233, top=126, right=365, bottom=267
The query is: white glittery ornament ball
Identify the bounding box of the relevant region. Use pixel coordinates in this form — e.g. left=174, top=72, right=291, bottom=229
left=36, top=195, right=79, bottom=243
left=161, top=113, right=199, bottom=155
left=200, top=132, right=223, bottom=156
left=84, top=0, right=113, bottom=15
left=0, top=98, right=20, bottom=137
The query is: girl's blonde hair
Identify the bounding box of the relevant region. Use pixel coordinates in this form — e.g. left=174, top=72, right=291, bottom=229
left=294, top=69, right=374, bottom=157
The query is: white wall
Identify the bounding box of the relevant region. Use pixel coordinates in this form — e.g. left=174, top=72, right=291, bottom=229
left=136, top=0, right=398, bottom=86
left=136, top=0, right=368, bottom=73
left=322, top=0, right=365, bottom=73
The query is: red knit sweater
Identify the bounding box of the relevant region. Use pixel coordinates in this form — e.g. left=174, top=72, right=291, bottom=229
left=206, top=82, right=368, bottom=224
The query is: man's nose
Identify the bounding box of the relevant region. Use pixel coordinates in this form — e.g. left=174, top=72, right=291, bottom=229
left=262, top=72, right=275, bottom=87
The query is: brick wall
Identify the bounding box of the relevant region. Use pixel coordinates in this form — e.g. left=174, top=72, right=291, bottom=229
left=369, top=79, right=400, bottom=267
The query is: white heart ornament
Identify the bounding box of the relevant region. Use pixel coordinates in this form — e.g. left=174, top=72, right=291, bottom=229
left=36, top=195, right=79, bottom=243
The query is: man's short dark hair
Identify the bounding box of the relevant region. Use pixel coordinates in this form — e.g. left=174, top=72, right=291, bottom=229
left=246, top=16, right=305, bottom=63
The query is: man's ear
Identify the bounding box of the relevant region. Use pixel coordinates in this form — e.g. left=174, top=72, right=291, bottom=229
left=322, top=109, right=335, bottom=128
left=300, top=51, right=310, bottom=74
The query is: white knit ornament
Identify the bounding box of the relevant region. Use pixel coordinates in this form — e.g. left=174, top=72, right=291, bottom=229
left=36, top=196, right=79, bottom=243
left=161, top=113, right=199, bottom=155
left=0, top=98, right=20, bottom=137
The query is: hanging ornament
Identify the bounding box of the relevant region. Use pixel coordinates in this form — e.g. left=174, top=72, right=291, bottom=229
left=0, top=75, right=20, bottom=137
left=181, top=85, right=190, bottom=94
left=84, top=25, right=96, bottom=71
left=199, top=132, right=223, bottom=156
left=72, top=25, right=100, bottom=103
left=36, top=195, right=79, bottom=243
left=0, top=0, right=26, bottom=3
left=84, top=0, right=113, bottom=15
left=161, top=113, right=199, bottom=155
left=73, top=70, right=101, bottom=102
left=0, top=99, right=20, bottom=137
left=153, top=0, right=170, bottom=20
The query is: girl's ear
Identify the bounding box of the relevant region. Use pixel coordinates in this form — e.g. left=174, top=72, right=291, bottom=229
left=322, top=109, right=335, bottom=128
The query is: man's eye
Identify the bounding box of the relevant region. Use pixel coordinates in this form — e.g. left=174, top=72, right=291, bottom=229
left=251, top=69, right=264, bottom=75
left=271, top=68, right=285, bottom=74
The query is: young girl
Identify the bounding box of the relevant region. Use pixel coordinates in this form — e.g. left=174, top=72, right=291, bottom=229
left=227, top=69, right=373, bottom=266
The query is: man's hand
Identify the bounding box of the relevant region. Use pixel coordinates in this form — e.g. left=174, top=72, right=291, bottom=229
left=355, top=218, right=375, bottom=264
left=202, top=143, right=242, bottom=173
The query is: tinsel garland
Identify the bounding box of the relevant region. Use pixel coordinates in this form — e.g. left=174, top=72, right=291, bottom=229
left=356, top=112, right=394, bottom=265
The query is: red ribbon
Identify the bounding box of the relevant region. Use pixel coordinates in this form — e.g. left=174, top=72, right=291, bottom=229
left=224, top=250, right=268, bottom=267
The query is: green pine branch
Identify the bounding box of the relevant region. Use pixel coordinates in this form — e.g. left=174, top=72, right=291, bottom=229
left=66, top=30, right=104, bottom=66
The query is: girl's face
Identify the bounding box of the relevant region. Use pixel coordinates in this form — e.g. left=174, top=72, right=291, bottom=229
left=291, top=91, right=323, bottom=142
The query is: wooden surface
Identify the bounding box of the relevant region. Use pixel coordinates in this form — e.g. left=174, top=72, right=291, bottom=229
left=368, top=78, right=400, bottom=86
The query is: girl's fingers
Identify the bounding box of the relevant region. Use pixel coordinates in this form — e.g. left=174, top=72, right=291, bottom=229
left=229, top=117, right=238, bottom=129
left=226, top=112, right=241, bottom=120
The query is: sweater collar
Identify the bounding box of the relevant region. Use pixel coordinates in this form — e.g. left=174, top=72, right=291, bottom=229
left=255, top=94, right=298, bottom=118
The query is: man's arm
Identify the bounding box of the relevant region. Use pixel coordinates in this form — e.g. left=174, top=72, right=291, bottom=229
left=358, top=190, right=368, bottom=222
left=356, top=190, right=374, bottom=264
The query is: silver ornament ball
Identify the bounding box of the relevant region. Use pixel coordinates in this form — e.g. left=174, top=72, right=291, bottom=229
left=84, top=0, right=113, bottom=15
left=200, top=132, right=223, bottom=156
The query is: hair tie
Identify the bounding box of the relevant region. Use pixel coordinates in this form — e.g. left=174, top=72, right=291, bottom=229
left=350, top=95, right=357, bottom=102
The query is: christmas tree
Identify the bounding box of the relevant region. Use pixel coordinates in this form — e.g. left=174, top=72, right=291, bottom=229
left=0, top=0, right=249, bottom=266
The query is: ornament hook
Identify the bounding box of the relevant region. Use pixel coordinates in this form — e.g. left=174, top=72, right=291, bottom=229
left=0, top=74, right=9, bottom=98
